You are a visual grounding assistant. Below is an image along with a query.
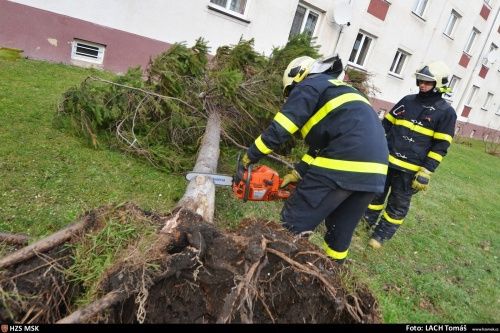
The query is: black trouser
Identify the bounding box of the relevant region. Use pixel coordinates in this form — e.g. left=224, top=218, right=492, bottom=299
left=363, top=168, right=416, bottom=242
left=281, top=173, right=375, bottom=260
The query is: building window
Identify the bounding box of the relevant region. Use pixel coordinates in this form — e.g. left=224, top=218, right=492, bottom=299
left=482, top=92, right=494, bottom=110
left=465, top=85, right=479, bottom=106
left=71, top=39, right=105, bottom=64
left=412, top=0, right=428, bottom=17
left=448, top=75, right=461, bottom=93
left=483, top=43, right=498, bottom=65
left=289, top=4, right=320, bottom=38
left=443, top=10, right=460, bottom=38
left=389, top=49, right=410, bottom=75
left=464, top=28, right=480, bottom=55
left=469, top=130, right=476, bottom=138
left=348, top=32, right=375, bottom=67
left=209, top=0, right=247, bottom=15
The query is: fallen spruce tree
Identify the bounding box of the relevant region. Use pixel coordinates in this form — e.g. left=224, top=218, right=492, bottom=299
left=0, top=35, right=381, bottom=323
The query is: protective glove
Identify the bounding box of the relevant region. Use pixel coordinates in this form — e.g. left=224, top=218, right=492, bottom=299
left=241, top=152, right=252, bottom=168
left=280, top=169, right=302, bottom=188
left=412, top=167, right=432, bottom=191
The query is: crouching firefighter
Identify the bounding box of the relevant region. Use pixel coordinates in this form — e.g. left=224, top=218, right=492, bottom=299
left=363, top=61, right=457, bottom=249
left=241, top=55, right=389, bottom=263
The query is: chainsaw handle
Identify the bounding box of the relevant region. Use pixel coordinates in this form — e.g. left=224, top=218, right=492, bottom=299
left=243, top=165, right=252, bottom=202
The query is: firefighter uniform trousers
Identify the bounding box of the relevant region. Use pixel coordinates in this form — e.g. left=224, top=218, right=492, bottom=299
left=363, top=168, right=415, bottom=241
left=282, top=173, right=375, bottom=261
left=246, top=73, right=389, bottom=261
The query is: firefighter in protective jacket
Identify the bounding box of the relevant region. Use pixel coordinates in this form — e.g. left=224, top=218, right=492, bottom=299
left=363, top=61, right=457, bottom=249
left=243, top=55, right=389, bottom=263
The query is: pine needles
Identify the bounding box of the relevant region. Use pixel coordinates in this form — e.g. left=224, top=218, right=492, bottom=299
left=57, top=35, right=321, bottom=171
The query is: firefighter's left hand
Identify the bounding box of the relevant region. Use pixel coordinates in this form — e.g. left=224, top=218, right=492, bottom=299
left=412, top=167, right=432, bottom=191
left=241, top=152, right=252, bottom=168
left=280, top=169, right=302, bottom=188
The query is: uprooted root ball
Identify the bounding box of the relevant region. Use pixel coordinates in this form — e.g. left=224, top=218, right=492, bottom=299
left=0, top=204, right=380, bottom=323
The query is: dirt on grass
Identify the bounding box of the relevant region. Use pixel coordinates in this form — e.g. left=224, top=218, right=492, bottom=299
left=0, top=203, right=380, bottom=324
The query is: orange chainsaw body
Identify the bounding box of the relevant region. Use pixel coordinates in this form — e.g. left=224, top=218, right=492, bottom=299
left=232, top=164, right=294, bottom=201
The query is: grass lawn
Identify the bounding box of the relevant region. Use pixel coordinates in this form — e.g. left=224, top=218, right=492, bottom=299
left=0, top=58, right=498, bottom=323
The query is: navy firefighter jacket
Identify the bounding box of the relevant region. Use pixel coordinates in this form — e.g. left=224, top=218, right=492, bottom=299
left=383, top=92, right=457, bottom=173
left=247, top=73, right=389, bottom=193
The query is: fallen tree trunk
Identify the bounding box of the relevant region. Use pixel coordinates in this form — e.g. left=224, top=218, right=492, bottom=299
left=172, top=111, right=221, bottom=224
left=0, top=232, right=29, bottom=246
left=0, top=213, right=97, bottom=269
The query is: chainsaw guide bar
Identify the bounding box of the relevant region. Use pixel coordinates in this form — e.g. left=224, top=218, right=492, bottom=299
left=185, top=172, right=233, bottom=186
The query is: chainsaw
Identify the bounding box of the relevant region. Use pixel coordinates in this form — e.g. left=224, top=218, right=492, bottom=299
left=185, top=153, right=295, bottom=202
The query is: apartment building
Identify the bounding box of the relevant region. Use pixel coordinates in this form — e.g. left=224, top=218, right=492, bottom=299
left=1, top=0, right=499, bottom=139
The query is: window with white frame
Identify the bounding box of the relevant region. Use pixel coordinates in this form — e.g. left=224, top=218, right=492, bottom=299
left=209, top=0, right=247, bottom=15
left=71, top=39, right=105, bottom=64
left=443, top=10, right=460, bottom=37
left=483, top=43, right=498, bottom=65
left=413, top=0, right=428, bottom=17
left=465, top=85, right=479, bottom=106
left=348, top=31, right=375, bottom=67
left=464, top=28, right=480, bottom=54
left=389, top=49, right=410, bottom=75
left=289, top=4, right=320, bottom=38
left=448, top=75, right=461, bottom=93
left=482, top=92, right=494, bottom=110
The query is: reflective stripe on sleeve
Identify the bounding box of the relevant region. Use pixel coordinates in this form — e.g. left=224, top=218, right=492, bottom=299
left=274, top=112, right=299, bottom=134
left=254, top=135, right=272, bottom=155
left=388, top=155, right=420, bottom=172
left=427, top=151, right=443, bottom=162
left=301, top=153, right=314, bottom=165
left=300, top=93, right=370, bottom=138
left=434, top=132, right=453, bottom=143
left=383, top=211, right=404, bottom=225
left=311, top=157, right=388, bottom=174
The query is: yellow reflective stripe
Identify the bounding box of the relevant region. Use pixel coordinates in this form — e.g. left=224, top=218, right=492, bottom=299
left=322, top=241, right=348, bottom=260
left=274, top=112, right=299, bottom=134
left=368, top=204, right=384, bottom=211
left=254, top=135, right=272, bottom=155
left=385, top=113, right=396, bottom=124
left=385, top=113, right=436, bottom=137
left=427, top=151, right=443, bottom=162
left=311, top=157, right=388, bottom=174
left=383, top=211, right=404, bottom=225
left=434, top=132, right=453, bottom=143
left=393, top=119, right=435, bottom=137
left=329, top=79, right=349, bottom=87
left=301, top=154, right=314, bottom=165
left=300, top=93, right=370, bottom=138
left=388, top=155, right=420, bottom=172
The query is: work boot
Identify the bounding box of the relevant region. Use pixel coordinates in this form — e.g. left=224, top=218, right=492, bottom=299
left=368, top=236, right=383, bottom=249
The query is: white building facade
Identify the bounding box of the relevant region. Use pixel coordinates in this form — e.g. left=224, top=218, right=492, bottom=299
left=1, top=0, right=499, bottom=139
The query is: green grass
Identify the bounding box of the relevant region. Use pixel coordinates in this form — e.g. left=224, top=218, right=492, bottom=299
left=348, top=139, right=500, bottom=323
left=1, top=58, right=498, bottom=323
left=0, top=58, right=185, bottom=237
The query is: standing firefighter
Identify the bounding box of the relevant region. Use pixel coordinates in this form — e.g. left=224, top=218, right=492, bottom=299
left=363, top=61, right=457, bottom=249
left=242, top=55, right=389, bottom=263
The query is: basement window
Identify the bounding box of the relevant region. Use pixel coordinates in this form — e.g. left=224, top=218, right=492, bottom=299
left=71, top=39, right=105, bottom=64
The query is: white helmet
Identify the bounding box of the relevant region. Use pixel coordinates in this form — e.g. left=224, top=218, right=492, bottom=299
left=282, top=56, right=316, bottom=97
left=282, top=55, right=344, bottom=97
left=415, top=61, right=451, bottom=93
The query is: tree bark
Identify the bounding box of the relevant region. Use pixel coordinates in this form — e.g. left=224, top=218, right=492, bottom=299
left=0, top=232, right=29, bottom=246
left=0, top=215, right=94, bottom=269
left=174, top=111, right=221, bottom=224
